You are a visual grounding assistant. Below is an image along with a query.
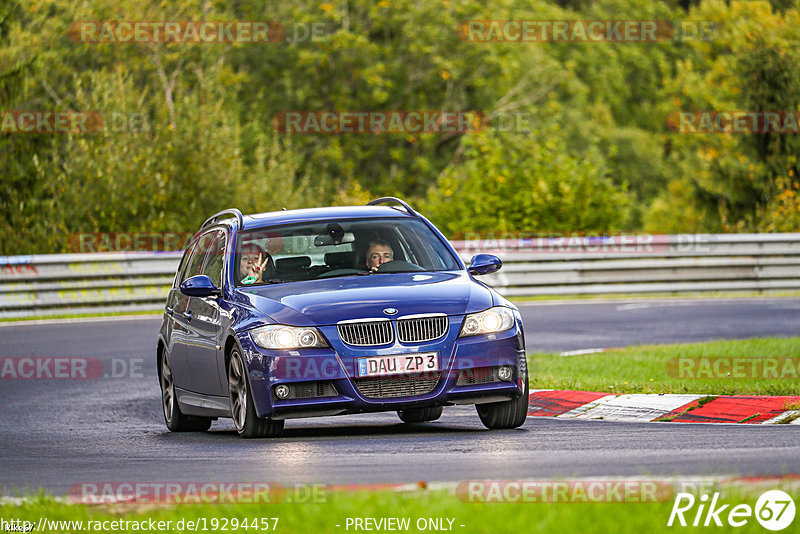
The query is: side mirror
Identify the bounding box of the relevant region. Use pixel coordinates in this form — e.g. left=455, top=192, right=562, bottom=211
left=180, top=275, right=220, bottom=297
left=467, top=254, right=502, bottom=276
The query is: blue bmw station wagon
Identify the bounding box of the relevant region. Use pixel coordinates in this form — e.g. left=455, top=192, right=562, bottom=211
left=157, top=198, right=528, bottom=438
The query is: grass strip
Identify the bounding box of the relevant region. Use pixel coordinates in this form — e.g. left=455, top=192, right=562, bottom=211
left=3, top=484, right=800, bottom=534
left=528, top=337, right=800, bottom=396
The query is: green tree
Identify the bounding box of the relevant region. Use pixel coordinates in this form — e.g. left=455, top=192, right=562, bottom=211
left=423, top=127, right=629, bottom=236
left=649, top=0, right=800, bottom=232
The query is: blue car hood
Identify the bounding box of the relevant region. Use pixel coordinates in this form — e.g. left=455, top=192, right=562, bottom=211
left=234, top=271, right=494, bottom=326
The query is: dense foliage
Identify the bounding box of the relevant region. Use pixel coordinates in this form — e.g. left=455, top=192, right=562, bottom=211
left=2, top=0, right=799, bottom=254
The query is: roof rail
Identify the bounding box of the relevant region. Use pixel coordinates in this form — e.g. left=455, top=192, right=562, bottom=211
left=201, top=208, right=244, bottom=230
left=367, top=197, right=417, bottom=216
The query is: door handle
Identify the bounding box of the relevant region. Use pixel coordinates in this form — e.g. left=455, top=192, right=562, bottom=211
left=183, top=310, right=193, bottom=321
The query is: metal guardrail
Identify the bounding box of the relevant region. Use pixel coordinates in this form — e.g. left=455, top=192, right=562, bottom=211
left=450, top=233, right=800, bottom=297
left=0, top=252, right=182, bottom=319
left=1, top=234, right=799, bottom=318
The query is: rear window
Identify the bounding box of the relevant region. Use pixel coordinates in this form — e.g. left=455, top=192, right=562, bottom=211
left=235, top=217, right=460, bottom=286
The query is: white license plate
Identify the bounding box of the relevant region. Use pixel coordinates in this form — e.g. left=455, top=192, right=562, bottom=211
left=356, top=352, right=438, bottom=377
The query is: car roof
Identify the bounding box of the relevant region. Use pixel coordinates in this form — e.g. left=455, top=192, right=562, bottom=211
left=238, top=205, right=415, bottom=230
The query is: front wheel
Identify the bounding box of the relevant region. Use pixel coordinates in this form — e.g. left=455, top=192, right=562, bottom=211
left=476, top=365, right=529, bottom=429
left=228, top=348, right=284, bottom=438
left=160, top=350, right=212, bottom=432
left=398, top=406, right=443, bottom=423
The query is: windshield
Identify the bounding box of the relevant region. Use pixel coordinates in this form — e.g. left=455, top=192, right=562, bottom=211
left=234, top=217, right=460, bottom=286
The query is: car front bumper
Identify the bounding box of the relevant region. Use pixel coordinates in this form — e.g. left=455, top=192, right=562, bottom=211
left=238, top=316, right=527, bottom=420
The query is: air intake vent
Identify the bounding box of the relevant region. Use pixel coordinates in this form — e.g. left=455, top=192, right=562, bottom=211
left=353, top=373, right=440, bottom=398
left=456, top=366, right=501, bottom=386
left=274, top=381, right=338, bottom=400
left=397, top=314, right=448, bottom=343
left=337, top=319, right=394, bottom=346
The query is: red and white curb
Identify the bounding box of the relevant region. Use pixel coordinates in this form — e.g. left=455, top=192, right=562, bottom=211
left=528, top=390, right=800, bottom=424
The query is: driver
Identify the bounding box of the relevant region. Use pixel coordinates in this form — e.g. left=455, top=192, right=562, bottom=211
left=366, top=240, right=394, bottom=272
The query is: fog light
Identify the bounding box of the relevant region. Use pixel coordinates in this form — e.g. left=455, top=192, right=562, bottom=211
left=274, top=384, right=290, bottom=399
left=497, top=366, right=513, bottom=381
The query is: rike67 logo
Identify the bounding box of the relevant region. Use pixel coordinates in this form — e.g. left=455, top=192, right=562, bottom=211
left=668, top=490, right=795, bottom=530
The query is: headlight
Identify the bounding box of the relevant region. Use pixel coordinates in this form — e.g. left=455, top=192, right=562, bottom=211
left=459, top=307, right=515, bottom=337
left=250, top=325, right=329, bottom=350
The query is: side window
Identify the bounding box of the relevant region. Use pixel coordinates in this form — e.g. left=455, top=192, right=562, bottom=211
left=201, top=230, right=226, bottom=287
left=175, top=241, right=198, bottom=287
left=181, top=233, right=214, bottom=284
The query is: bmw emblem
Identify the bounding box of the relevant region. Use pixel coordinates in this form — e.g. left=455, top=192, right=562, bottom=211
left=383, top=308, right=398, bottom=315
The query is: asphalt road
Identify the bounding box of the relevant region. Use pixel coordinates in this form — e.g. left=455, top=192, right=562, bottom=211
left=1, top=297, right=799, bottom=496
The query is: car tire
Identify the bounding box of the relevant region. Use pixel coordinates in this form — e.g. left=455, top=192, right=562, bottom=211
left=160, top=350, right=212, bottom=432
left=476, top=365, right=529, bottom=429
left=228, top=347, right=284, bottom=439
left=397, top=406, right=444, bottom=423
